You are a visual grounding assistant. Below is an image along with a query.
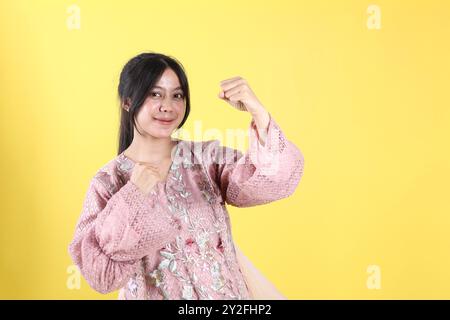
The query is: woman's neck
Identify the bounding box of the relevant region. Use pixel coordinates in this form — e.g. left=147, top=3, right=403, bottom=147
left=123, top=133, right=177, bottom=164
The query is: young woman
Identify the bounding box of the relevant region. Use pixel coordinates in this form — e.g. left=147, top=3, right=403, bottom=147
left=68, top=52, right=305, bottom=300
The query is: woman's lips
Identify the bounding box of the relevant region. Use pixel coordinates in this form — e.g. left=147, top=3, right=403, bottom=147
left=153, top=117, right=174, bottom=125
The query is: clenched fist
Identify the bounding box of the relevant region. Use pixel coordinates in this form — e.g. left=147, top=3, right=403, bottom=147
left=129, top=162, right=163, bottom=195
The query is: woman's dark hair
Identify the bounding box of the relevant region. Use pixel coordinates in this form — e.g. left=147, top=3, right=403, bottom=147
left=117, top=52, right=191, bottom=155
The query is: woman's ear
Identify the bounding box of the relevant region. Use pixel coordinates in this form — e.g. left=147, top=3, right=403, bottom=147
left=122, top=98, right=131, bottom=112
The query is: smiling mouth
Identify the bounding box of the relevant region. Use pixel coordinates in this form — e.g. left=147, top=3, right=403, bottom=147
left=153, top=117, right=174, bottom=125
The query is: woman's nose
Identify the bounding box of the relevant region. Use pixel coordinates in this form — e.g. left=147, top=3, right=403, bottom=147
left=159, top=104, right=172, bottom=112
left=160, top=96, right=176, bottom=112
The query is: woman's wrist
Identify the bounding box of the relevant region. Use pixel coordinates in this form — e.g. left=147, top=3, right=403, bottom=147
left=251, top=107, right=270, bottom=146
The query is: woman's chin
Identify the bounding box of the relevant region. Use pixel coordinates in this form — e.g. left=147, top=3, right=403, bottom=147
left=147, top=119, right=180, bottom=138
left=149, top=128, right=174, bottom=139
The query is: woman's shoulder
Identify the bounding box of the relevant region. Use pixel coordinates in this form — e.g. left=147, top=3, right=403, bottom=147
left=90, top=153, right=132, bottom=196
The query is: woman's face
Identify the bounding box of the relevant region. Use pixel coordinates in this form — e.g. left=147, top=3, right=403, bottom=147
left=134, top=68, right=186, bottom=139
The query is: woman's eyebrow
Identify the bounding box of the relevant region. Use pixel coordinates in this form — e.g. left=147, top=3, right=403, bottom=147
left=153, top=85, right=182, bottom=91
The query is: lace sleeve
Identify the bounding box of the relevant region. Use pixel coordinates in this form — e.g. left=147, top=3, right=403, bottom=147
left=206, top=113, right=305, bottom=207
left=68, top=173, right=178, bottom=294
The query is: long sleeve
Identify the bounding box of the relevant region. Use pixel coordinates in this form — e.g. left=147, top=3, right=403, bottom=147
left=68, top=173, right=179, bottom=294
left=206, top=113, right=305, bottom=207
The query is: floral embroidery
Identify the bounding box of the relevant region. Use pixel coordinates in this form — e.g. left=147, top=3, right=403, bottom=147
left=182, top=284, right=194, bottom=300
left=115, top=143, right=252, bottom=300
left=127, top=277, right=138, bottom=297
left=210, top=261, right=226, bottom=292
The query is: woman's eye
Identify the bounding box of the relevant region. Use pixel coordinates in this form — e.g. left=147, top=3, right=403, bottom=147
left=150, top=92, right=183, bottom=99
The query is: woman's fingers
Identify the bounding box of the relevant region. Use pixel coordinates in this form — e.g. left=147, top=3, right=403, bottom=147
left=222, top=83, right=245, bottom=99
left=137, top=161, right=157, bottom=167
left=136, top=162, right=160, bottom=173
left=219, top=77, right=244, bottom=92
left=219, top=76, right=241, bottom=86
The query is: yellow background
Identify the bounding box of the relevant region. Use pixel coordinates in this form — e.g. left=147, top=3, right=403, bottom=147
left=0, top=0, right=449, bottom=299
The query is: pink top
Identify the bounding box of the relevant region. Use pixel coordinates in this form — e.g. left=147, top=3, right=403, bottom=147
left=68, top=113, right=305, bottom=300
